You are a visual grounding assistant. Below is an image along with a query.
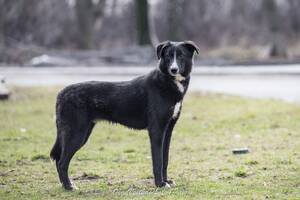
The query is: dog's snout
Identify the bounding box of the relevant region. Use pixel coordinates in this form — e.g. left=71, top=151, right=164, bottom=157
left=170, top=67, right=179, bottom=74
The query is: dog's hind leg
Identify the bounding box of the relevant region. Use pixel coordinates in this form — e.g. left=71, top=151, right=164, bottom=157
left=57, top=118, right=95, bottom=190
left=81, top=122, right=95, bottom=146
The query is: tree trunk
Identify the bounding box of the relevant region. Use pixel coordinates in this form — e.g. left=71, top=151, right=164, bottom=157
left=0, top=0, right=5, bottom=56
left=135, top=0, right=152, bottom=46
left=75, top=0, right=94, bottom=49
left=0, top=0, right=4, bottom=42
left=262, top=0, right=287, bottom=58
left=262, top=0, right=279, bottom=34
left=167, top=0, right=184, bottom=41
left=288, top=0, right=300, bottom=34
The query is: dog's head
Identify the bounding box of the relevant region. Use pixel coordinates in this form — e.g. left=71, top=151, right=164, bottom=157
left=156, top=41, right=199, bottom=80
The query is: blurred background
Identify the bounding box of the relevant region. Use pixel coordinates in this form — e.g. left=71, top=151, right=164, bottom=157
left=1, top=0, right=300, bottom=101
left=1, top=2, right=300, bottom=198
left=1, top=0, right=300, bottom=65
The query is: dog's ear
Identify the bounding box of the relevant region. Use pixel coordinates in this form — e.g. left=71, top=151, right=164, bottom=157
left=182, top=41, right=200, bottom=55
left=156, top=41, right=171, bottom=59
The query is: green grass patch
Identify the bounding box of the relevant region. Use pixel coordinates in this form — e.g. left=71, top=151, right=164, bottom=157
left=234, top=167, right=248, bottom=178
left=0, top=87, right=300, bottom=199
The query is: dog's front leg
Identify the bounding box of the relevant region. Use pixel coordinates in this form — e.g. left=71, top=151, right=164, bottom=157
left=162, top=119, right=177, bottom=186
left=148, top=124, right=170, bottom=188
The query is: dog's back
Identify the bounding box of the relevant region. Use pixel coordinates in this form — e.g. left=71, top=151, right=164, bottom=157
left=56, top=76, right=150, bottom=130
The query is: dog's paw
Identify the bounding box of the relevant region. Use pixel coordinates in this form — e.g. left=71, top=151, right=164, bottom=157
left=156, top=181, right=171, bottom=188
left=165, top=179, right=176, bottom=186
left=164, top=182, right=171, bottom=188
left=63, top=183, right=78, bottom=191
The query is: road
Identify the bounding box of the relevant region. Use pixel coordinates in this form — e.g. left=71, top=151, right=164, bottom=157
left=1, top=65, right=300, bottom=103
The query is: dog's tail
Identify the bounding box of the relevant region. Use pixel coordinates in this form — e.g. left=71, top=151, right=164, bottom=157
left=50, top=136, right=61, bottom=161
left=51, top=97, right=63, bottom=162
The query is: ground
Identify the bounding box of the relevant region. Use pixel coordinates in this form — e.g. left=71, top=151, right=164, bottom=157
left=0, top=87, right=299, bottom=200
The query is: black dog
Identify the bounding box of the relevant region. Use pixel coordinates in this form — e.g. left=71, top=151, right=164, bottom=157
left=50, top=41, right=199, bottom=190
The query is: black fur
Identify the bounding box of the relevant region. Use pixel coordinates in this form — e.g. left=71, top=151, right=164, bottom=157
left=50, top=41, right=199, bottom=190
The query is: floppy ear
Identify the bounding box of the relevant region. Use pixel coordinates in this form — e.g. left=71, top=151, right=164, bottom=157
left=182, top=41, right=200, bottom=55
left=156, top=41, right=170, bottom=59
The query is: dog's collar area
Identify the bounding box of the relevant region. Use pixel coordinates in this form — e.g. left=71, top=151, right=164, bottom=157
left=174, top=74, right=186, bottom=82
left=174, top=79, right=185, bottom=93
left=156, top=69, right=187, bottom=92
left=157, top=63, right=187, bottom=83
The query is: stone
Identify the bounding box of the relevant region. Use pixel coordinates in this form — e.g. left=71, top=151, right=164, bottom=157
left=0, top=76, right=10, bottom=100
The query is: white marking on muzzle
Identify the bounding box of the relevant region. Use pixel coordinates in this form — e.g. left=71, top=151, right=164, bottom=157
left=170, top=50, right=185, bottom=93
left=169, top=51, right=179, bottom=74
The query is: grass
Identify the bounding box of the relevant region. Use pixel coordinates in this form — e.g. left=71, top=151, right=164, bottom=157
left=0, top=87, right=300, bottom=200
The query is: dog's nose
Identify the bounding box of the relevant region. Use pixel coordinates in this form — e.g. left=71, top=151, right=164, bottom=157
left=170, top=68, right=179, bottom=74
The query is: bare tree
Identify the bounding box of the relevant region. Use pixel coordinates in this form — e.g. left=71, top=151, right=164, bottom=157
left=0, top=0, right=4, bottom=48
left=167, top=0, right=184, bottom=41
left=135, top=0, right=152, bottom=46
left=0, top=0, right=5, bottom=61
left=75, top=0, right=106, bottom=49
left=261, top=0, right=286, bottom=57
left=262, top=0, right=279, bottom=34
left=288, top=0, right=300, bottom=34
left=75, top=0, right=94, bottom=49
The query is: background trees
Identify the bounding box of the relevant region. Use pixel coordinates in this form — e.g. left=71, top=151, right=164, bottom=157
left=0, top=0, right=299, bottom=55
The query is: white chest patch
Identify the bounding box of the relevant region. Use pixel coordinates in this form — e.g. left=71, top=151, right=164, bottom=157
left=174, top=80, right=184, bottom=93
left=173, top=102, right=181, bottom=119
left=175, top=74, right=185, bottom=82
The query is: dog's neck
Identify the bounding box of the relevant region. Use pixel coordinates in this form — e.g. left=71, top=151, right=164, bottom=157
left=155, top=69, right=190, bottom=95
left=174, top=74, right=186, bottom=82
left=174, top=78, right=185, bottom=93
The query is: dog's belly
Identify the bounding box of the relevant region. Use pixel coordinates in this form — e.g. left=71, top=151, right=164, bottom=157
left=115, top=117, right=148, bottom=130
left=93, top=111, right=147, bottom=130
left=113, top=103, right=148, bottom=129
left=92, top=100, right=148, bottom=130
